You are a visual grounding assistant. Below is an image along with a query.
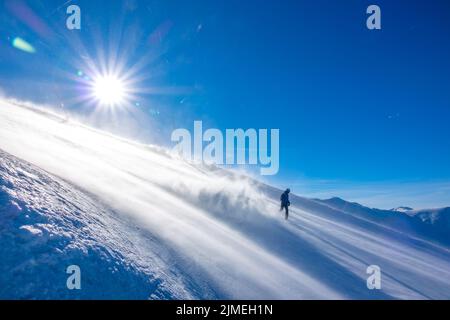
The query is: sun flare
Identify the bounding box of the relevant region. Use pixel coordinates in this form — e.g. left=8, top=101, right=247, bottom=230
left=92, top=75, right=127, bottom=107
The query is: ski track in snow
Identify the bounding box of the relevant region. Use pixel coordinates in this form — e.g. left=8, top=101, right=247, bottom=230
left=1, top=100, right=450, bottom=299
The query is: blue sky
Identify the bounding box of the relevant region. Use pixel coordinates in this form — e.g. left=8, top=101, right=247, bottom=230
left=1, top=0, right=450, bottom=208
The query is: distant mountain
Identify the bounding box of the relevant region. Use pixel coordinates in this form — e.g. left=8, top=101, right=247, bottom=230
left=391, top=206, right=414, bottom=213
left=314, top=197, right=450, bottom=246
left=407, top=207, right=450, bottom=236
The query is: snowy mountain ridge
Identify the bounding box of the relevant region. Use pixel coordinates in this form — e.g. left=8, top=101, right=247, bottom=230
left=1, top=99, right=450, bottom=299
left=391, top=206, right=414, bottom=213
left=313, top=196, right=450, bottom=246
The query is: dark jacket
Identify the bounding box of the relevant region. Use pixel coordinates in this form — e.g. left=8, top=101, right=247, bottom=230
left=280, top=191, right=290, bottom=206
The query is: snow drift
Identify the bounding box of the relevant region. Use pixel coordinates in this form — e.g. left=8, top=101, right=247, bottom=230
left=1, top=99, right=450, bottom=300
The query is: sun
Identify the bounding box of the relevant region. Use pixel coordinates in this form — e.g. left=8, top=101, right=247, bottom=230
left=92, top=75, right=127, bottom=107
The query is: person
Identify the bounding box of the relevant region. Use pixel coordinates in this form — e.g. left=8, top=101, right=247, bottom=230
left=280, top=188, right=291, bottom=220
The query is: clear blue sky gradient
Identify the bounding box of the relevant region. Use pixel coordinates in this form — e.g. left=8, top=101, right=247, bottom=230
left=1, top=0, right=449, bottom=208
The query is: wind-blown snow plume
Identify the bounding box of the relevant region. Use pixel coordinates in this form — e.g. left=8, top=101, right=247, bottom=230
left=1, top=99, right=450, bottom=299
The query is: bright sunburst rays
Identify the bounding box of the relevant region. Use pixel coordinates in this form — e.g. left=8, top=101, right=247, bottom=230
left=65, top=18, right=154, bottom=114
left=79, top=55, right=139, bottom=112
left=43, top=3, right=191, bottom=128
left=73, top=56, right=145, bottom=117
left=92, top=73, right=128, bottom=107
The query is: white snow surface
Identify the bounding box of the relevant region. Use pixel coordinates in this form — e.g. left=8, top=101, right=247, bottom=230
left=1, top=100, right=450, bottom=300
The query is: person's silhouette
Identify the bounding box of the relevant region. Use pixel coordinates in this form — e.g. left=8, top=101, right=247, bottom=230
left=280, top=188, right=291, bottom=220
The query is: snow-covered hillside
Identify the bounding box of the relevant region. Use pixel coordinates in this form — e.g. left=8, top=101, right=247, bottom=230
left=1, top=100, right=450, bottom=300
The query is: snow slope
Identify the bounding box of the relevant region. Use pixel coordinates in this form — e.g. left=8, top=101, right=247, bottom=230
left=1, top=99, right=450, bottom=300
